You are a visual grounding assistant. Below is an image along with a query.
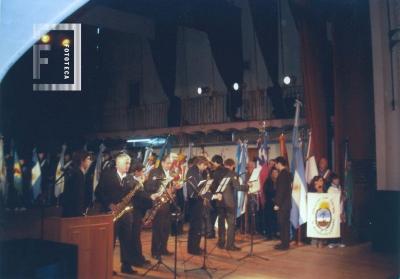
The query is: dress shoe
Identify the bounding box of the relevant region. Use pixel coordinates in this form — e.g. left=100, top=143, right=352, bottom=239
left=217, top=242, right=225, bottom=249
left=161, top=250, right=173, bottom=256
left=121, top=264, right=137, bottom=275
left=132, top=259, right=151, bottom=267
left=226, top=245, right=241, bottom=251
left=274, top=244, right=289, bottom=251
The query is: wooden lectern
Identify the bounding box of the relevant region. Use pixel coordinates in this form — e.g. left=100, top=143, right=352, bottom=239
left=43, top=214, right=114, bottom=279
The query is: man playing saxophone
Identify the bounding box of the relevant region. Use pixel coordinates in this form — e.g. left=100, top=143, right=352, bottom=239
left=144, top=154, right=182, bottom=259
left=95, top=152, right=157, bottom=275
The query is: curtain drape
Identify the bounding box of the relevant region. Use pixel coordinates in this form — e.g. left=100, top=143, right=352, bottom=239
left=288, top=0, right=330, bottom=162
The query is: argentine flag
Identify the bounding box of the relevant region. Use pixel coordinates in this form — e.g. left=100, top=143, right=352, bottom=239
left=31, top=148, right=42, bottom=199
left=54, top=144, right=67, bottom=198
left=236, top=140, right=248, bottom=217
left=290, top=100, right=308, bottom=228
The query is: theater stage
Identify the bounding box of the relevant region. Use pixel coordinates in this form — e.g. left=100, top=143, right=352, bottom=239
left=113, top=228, right=399, bottom=279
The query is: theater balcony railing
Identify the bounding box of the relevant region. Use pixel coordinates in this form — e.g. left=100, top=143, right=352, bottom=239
left=99, top=86, right=303, bottom=132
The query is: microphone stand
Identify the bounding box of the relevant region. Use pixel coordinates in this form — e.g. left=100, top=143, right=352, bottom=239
left=143, top=178, right=179, bottom=278
left=238, top=193, right=269, bottom=262
left=184, top=179, right=217, bottom=279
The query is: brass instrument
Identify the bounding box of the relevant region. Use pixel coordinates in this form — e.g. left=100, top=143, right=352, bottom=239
left=112, top=182, right=142, bottom=222
left=143, top=189, right=173, bottom=226
left=143, top=175, right=177, bottom=226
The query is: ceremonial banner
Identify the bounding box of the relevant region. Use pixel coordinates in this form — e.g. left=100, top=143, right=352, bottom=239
left=307, top=193, right=341, bottom=238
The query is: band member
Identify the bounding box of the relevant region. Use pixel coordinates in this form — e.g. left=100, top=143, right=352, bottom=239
left=216, top=158, right=248, bottom=251
left=101, top=151, right=113, bottom=171
left=62, top=151, right=93, bottom=217
left=185, top=156, right=210, bottom=255
left=264, top=167, right=279, bottom=239
left=95, top=153, right=138, bottom=274
left=144, top=155, right=174, bottom=259
left=208, top=155, right=228, bottom=238
left=273, top=156, right=292, bottom=251
left=130, top=162, right=155, bottom=267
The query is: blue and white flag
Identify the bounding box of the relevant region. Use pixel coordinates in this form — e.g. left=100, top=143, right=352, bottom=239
left=290, top=100, right=308, bottom=228
left=93, top=143, right=106, bottom=200
left=0, top=137, right=7, bottom=201
left=54, top=144, right=67, bottom=198
left=236, top=140, right=248, bottom=217
left=143, top=146, right=153, bottom=165
left=156, top=135, right=171, bottom=168
left=31, top=148, right=42, bottom=199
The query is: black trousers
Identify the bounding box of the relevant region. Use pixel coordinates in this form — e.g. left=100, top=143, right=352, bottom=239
left=132, top=211, right=145, bottom=264
left=209, top=200, right=218, bottom=234
left=277, top=209, right=290, bottom=248
left=188, top=197, right=204, bottom=252
left=151, top=203, right=170, bottom=256
left=115, top=212, right=135, bottom=265
left=265, top=201, right=278, bottom=237
left=217, top=206, right=236, bottom=248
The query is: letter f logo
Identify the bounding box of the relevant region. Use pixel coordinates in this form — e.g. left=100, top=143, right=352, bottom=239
left=33, top=44, right=51, bottom=79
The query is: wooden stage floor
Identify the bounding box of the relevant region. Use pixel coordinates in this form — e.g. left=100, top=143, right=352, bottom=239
left=113, top=227, right=399, bottom=279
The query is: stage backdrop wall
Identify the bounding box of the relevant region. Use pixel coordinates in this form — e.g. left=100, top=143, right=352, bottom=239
left=370, top=0, right=400, bottom=191
left=153, top=143, right=293, bottom=165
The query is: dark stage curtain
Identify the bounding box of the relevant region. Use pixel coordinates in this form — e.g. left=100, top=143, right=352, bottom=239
left=195, top=1, right=243, bottom=119
left=204, top=2, right=243, bottom=91
left=249, top=0, right=288, bottom=118
left=150, top=22, right=180, bottom=127
left=288, top=0, right=331, bottom=161
left=331, top=1, right=375, bottom=239
left=331, top=1, right=375, bottom=175
left=248, top=0, right=279, bottom=86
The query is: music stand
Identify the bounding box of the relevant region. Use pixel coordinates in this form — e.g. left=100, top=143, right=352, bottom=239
left=184, top=179, right=217, bottom=278
left=238, top=194, right=269, bottom=262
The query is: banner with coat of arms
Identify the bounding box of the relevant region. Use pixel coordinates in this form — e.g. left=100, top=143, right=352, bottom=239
left=307, top=193, right=341, bottom=238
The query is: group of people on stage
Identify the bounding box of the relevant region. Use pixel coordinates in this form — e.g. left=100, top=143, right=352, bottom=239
left=1, top=143, right=346, bottom=275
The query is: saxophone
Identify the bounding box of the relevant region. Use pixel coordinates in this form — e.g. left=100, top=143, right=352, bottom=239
left=142, top=177, right=176, bottom=226
left=142, top=191, right=172, bottom=226
left=113, top=182, right=142, bottom=222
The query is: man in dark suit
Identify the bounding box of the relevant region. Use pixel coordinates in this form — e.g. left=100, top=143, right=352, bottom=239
left=207, top=155, right=228, bottom=238
left=216, top=158, right=248, bottom=251
left=95, top=153, right=139, bottom=275
left=273, top=156, right=293, bottom=250
left=144, top=155, right=174, bottom=259
left=185, top=156, right=210, bottom=255
left=62, top=151, right=92, bottom=218
left=130, top=162, right=154, bottom=267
